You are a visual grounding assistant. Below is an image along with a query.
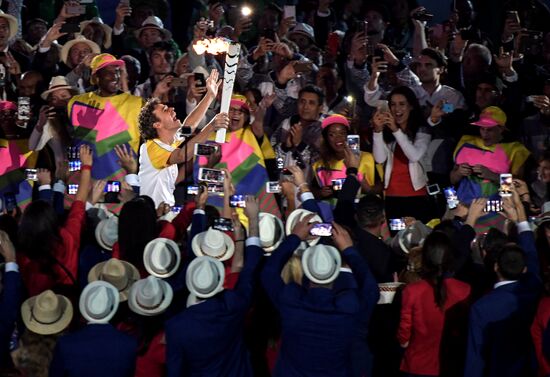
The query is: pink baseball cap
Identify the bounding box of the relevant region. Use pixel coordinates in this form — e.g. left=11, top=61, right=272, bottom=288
left=470, top=106, right=507, bottom=128
left=321, top=114, right=350, bottom=129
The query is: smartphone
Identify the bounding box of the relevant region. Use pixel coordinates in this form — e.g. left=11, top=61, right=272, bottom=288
left=171, top=206, right=182, bottom=214
left=499, top=173, right=513, bottom=197
left=198, top=168, right=225, bottom=183
left=389, top=218, right=406, bottom=231
left=444, top=187, right=459, bottom=209
left=67, top=146, right=80, bottom=160
left=17, top=97, right=30, bottom=123
left=213, top=217, right=234, bottom=232
left=194, top=143, right=218, bottom=156
left=68, top=184, right=79, bottom=195
left=355, top=20, right=366, bottom=34
left=4, top=192, right=16, bottom=211
left=484, top=199, right=503, bottom=213
left=187, top=185, right=199, bottom=195
left=25, top=168, right=37, bottom=181
left=442, top=103, right=454, bottom=114
left=104, top=181, right=121, bottom=193
left=427, top=183, right=440, bottom=195
left=79, top=0, right=94, bottom=4
left=207, top=183, right=224, bottom=195
left=332, top=178, right=345, bottom=191
left=69, top=160, right=81, bottom=172
left=60, top=22, right=81, bottom=33
left=526, top=95, right=536, bottom=103
left=170, top=77, right=186, bottom=88
left=283, top=5, right=296, bottom=19
left=347, top=135, right=360, bottom=153
left=378, top=100, right=389, bottom=113
left=66, top=4, right=85, bottom=15
left=261, top=28, right=277, bottom=41
left=294, top=61, right=313, bottom=74
left=266, top=181, right=281, bottom=193
left=229, top=194, right=246, bottom=208
left=194, top=72, right=206, bottom=88
left=506, top=10, right=520, bottom=24
left=309, top=223, right=333, bottom=237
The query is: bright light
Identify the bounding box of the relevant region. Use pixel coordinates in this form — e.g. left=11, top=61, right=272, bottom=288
left=192, top=38, right=231, bottom=55
left=241, top=6, right=252, bottom=16
left=345, top=95, right=354, bottom=103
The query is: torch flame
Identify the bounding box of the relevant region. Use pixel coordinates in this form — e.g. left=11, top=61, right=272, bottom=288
left=192, top=38, right=231, bottom=55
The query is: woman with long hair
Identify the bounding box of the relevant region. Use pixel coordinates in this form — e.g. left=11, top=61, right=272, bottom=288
left=311, top=114, right=381, bottom=205
left=16, top=145, right=92, bottom=297
left=397, top=231, right=471, bottom=377
left=372, top=86, right=432, bottom=222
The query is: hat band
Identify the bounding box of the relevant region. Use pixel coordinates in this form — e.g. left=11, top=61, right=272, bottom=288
left=136, top=292, right=165, bottom=311
left=30, top=305, right=64, bottom=325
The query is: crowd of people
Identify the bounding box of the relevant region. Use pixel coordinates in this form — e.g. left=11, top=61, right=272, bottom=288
left=3, top=0, right=550, bottom=376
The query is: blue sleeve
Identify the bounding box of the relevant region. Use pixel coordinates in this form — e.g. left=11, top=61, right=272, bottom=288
left=518, top=230, right=540, bottom=282
left=233, top=245, right=264, bottom=305
left=342, top=247, right=379, bottom=310
left=463, top=304, right=486, bottom=377
left=260, top=235, right=301, bottom=307
left=0, top=271, right=21, bottom=360
left=190, top=213, right=207, bottom=241
left=38, top=188, right=53, bottom=202
left=48, top=341, right=65, bottom=377
left=301, top=198, right=324, bottom=220
left=333, top=176, right=361, bottom=228
left=53, top=190, right=65, bottom=215
left=131, top=185, right=140, bottom=194
left=166, top=322, right=187, bottom=377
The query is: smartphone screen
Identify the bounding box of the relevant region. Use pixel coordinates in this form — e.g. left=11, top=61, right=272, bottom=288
left=347, top=135, right=360, bottom=152
left=444, top=187, right=459, bottom=209
left=194, top=143, right=218, bottom=156
left=194, top=72, right=206, bottom=87
left=499, top=174, right=513, bottom=197
left=442, top=103, right=454, bottom=113
left=104, top=181, right=121, bottom=193
left=25, top=168, right=38, bottom=181
left=68, top=184, right=79, bottom=195
left=17, top=97, right=30, bottom=122
left=213, top=217, right=234, bottom=232
left=69, top=160, right=81, bottom=172
left=283, top=5, right=296, bottom=19
left=332, top=179, right=345, bottom=191
left=427, top=183, right=440, bottom=195
left=171, top=206, right=182, bottom=214
left=229, top=194, right=246, bottom=208
left=198, top=168, right=225, bottom=183
left=187, top=185, right=199, bottom=195
left=309, top=223, right=333, bottom=237
left=266, top=181, right=281, bottom=193
left=389, top=218, right=406, bottom=231
left=484, top=199, right=503, bottom=213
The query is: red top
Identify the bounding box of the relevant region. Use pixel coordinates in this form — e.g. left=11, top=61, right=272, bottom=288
left=385, top=144, right=427, bottom=197
left=17, top=200, right=86, bottom=297
left=531, top=296, right=550, bottom=377
left=398, top=278, right=471, bottom=376
left=135, top=331, right=166, bottom=377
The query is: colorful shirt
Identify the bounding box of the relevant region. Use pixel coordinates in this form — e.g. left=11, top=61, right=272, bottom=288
left=0, top=138, right=38, bottom=210
left=453, top=135, right=530, bottom=203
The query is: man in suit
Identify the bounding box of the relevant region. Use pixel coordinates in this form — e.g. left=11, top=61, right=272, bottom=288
left=166, top=196, right=264, bottom=377
left=464, top=190, right=542, bottom=377
left=0, top=230, right=20, bottom=369
left=49, top=281, right=137, bottom=377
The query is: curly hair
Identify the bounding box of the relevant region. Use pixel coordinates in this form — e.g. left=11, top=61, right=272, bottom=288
left=138, top=98, right=161, bottom=140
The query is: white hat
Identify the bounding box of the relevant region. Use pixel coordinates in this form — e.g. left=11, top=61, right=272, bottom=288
left=87, top=258, right=140, bottom=301
left=21, top=290, right=73, bottom=335
left=301, top=245, right=341, bottom=284
left=285, top=209, right=322, bottom=251
left=80, top=17, right=112, bottom=49
left=191, top=228, right=235, bottom=261
left=535, top=202, right=550, bottom=226
left=143, top=238, right=181, bottom=278
left=40, top=76, right=79, bottom=101
left=259, top=212, right=285, bottom=252
left=288, top=23, right=315, bottom=42
left=377, top=282, right=404, bottom=304
left=128, top=276, right=173, bottom=316
left=391, top=222, right=432, bottom=255
left=94, top=216, right=119, bottom=251
left=60, top=35, right=101, bottom=67
left=79, top=281, right=120, bottom=324
left=0, top=11, right=18, bottom=40
left=134, top=16, right=172, bottom=40
left=186, top=256, right=225, bottom=299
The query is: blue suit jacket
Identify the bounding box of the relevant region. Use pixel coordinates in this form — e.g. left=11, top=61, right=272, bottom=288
left=0, top=270, right=21, bottom=366
left=49, top=324, right=137, bottom=377
left=166, top=244, right=264, bottom=377
left=464, top=229, right=542, bottom=377
left=261, top=234, right=379, bottom=377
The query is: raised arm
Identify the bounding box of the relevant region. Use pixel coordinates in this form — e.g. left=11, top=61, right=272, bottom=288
left=181, top=69, right=221, bottom=132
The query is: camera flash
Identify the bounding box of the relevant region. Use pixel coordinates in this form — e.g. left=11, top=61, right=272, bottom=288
left=241, top=6, right=252, bottom=16
left=345, top=95, right=354, bottom=103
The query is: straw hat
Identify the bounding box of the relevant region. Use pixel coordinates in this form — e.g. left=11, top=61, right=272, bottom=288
left=0, top=11, right=18, bottom=40
left=79, top=281, right=120, bottom=324
left=80, top=17, right=112, bottom=49
left=128, top=276, right=173, bottom=316
left=143, top=238, right=181, bottom=278
left=60, top=35, right=101, bottom=66
left=301, top=245, right=341, bottom=284
left=134, top=16, right=172, bottom=40
left=40, top=76, right=79, bottom=101
left=377, top=282, right=404, bottom=304
left=21, top=290, right=73, bottom=335
left=285, top=208, right=323, bottom=251
left=94, top=216, right=119, bottom=251
left=259, top=212, right=285, bottom=252
left=191, top=228, right=235, bottom=261
left=88, top=258, right=140, bottom=301
left=186, top=256, right=225, bottom=299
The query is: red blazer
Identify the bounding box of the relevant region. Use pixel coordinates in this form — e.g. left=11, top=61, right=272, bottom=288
left=398, top=278, right=471, bottom=376
left=17, top=200, right=86, bottom=296
left=135, top=331, right=166, bottom=377
left=531, top=296, right=550, bottom=376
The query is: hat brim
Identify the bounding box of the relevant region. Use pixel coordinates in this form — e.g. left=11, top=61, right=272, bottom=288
left=40, top=85, right=79, bottom=101
left=21, top=294, right=73, bottom=335
left=128, top=279, right=173, bottom=316
left=79, top=281, right=120, bottom=324
left=94, top=217, right=118, bottom=251
left=143, top=238, right=182, bottom=278
left=259, top=212, right=285, bottom=252
left=302, top=245, right=341, bottom=285
left=288, top=30, right=314, bottom=42
left=60, top=37, right=101, bottom=67
left=134, top=26, right=172, bottom=41
left=470, top=120, right=502, bottom=128
left=0, top=13, right=18, bottom=40
left=285, top=209, right=322, bottom=248
left=186, top=256, right=225, bottom=299
left=87, top=260, right=140, bottom=302
left=191, top=230, right=235, bottom=261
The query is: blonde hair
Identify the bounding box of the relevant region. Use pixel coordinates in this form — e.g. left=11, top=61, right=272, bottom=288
left=12, top=329, right=62, bottom=377
left=281, top=254, right=303, bottom=285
